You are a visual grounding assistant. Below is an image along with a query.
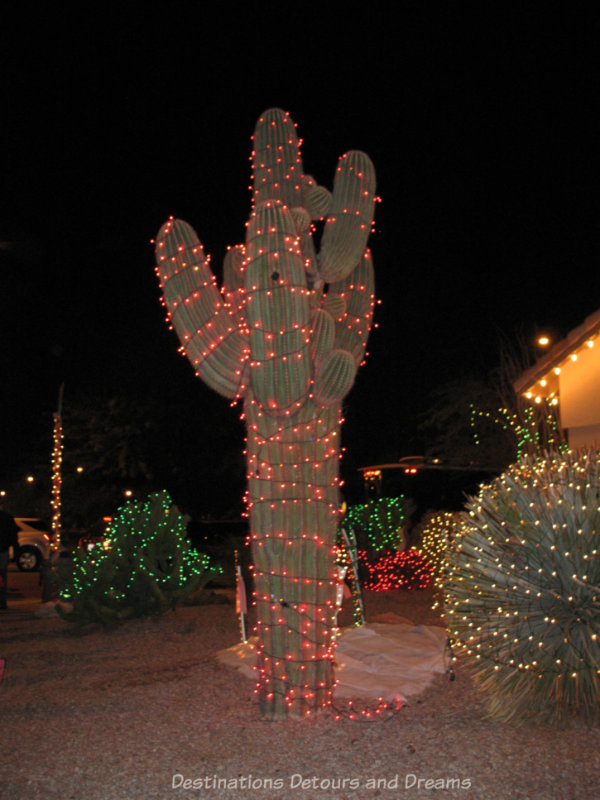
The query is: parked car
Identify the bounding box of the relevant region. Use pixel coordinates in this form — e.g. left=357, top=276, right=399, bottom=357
left=77, top=517, right=112, bottom=559
left=12, top=518, right=53, bottom=571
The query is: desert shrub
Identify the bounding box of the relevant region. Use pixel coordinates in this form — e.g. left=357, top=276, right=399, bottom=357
left=58, top=490, right=218, bottom=625
left=343, top=496, right=414, bottom=553
left=415, top=510, right=462, bottom=590
left=341, top=497, right=415, bottom=593
left=444, top=449, right=600, bottom=725
left=358, top=548, right=432, bottom=591
left=394, top=549, right=432, bottom=591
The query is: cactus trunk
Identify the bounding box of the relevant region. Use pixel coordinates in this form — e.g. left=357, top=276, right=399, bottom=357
left=154, top=109, right=376, bottom=718
left=247, top=400, right=342, bottom=718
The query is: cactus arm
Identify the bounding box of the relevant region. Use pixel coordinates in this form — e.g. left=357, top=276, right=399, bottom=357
left=309, top=307, right=359, bottom=407
left=155, top=218, right=249, bottom=400
left=300, top=174, right=331, bottom=286
left=301, top=174, right=332, bottom=220
left=308, top=250, right=375, bottom=406
left=309, top=307, right=335, bottom=364
left=299, top=229, right=320, bottom=286
left=318, top=151, right=376, bottom=283
left=328, top=248, right=376, bottom=366
left=313, top=348, right=357, bottom=406
left=222, top=244, right=248, bottom=328
left=251, top=109, right=304, bottom=210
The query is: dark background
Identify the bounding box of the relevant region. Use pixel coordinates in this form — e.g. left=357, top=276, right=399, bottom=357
left=2, top=4, right=599, bottom=519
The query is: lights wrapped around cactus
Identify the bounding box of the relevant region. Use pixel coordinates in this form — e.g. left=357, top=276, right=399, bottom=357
left=444, top=449, right=600, bottom=725
left=154, top=109, right=376, bottom=718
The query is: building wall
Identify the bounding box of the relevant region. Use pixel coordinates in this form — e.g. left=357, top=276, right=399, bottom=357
left=567, top=424, right=600, bottom=450
left=559, top=343, right=600, bottom=430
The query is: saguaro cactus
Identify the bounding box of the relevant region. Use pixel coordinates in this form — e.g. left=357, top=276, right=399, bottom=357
left=154, top=109, right=376, bottom=718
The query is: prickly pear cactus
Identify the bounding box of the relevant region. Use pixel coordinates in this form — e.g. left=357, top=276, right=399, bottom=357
left=155, top=109, right=376, bottom=718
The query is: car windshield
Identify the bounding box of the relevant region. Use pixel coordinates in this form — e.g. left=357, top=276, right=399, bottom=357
left=19, top=519, right=50, bottom=531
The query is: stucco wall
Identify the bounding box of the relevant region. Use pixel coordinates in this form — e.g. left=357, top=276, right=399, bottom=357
left=567, top=424, right=600, bottom=450
left=559, top=343, right=600, bottom=430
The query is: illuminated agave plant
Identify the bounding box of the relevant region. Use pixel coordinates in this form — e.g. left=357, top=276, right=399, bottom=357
left=154, top=109, right=376, bottom=718
left=445, top=450, right=600, bottom=725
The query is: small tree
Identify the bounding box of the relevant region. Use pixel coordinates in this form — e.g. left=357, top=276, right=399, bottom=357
left=343, top=496, right=413, bottom=554
left=414, top=509, right=462, bottom=591
left=419, top=331, right=566, bottom=473
left=341, top=497, right=418, bottom=591
left=58, top=490, right=217, bottom=625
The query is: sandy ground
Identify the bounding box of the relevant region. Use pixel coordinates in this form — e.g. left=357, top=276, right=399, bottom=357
left=1, top=587, right=598, bottom=800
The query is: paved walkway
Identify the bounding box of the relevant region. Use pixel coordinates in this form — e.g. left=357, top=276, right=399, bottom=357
left=3, top=586, right=56, bottom=618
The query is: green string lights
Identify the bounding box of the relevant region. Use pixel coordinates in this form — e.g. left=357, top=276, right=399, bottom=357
left=470, top=402, right=565, bottom=462
left=338, top=498, right=430, bottom=593
left=343, top=497, right=410, bottom=553
left=58, top=491, right=218, bottom=625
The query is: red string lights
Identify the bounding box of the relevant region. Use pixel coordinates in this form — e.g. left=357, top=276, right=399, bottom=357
left=358, top=549, right=432, bottom=592
left=154, top=109, right=377, bottom=718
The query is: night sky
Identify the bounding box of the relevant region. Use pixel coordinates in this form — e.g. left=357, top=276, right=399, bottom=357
left=2, top=6, right=600, bottom=510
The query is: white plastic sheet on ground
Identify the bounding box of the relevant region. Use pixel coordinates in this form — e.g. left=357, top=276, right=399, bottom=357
left=216, top=613, right=448, bottom=703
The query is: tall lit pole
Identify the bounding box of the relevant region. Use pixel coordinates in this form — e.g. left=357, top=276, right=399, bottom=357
left=42, top=384, right=65, bottom=603
left=51, top=384, right=64, bottom=547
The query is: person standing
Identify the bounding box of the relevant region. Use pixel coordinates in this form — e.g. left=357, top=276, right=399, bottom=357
left=0, top=505, right=19, bottom=610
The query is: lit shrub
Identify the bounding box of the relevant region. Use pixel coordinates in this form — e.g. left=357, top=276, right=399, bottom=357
left=415, top=510, right=462, bottom=590
left=358, top=548, right=432, bottom=592
left=58, top=490, right=219, bottom=625
left=343, top=496, right=413, bottom=553
left=395, top=549, right=432, bottom=591
left=445, top=450, right=600, bottom=725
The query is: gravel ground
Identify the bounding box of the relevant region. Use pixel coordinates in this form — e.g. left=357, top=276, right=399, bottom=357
left=1, top=587, right=598, bottom=800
